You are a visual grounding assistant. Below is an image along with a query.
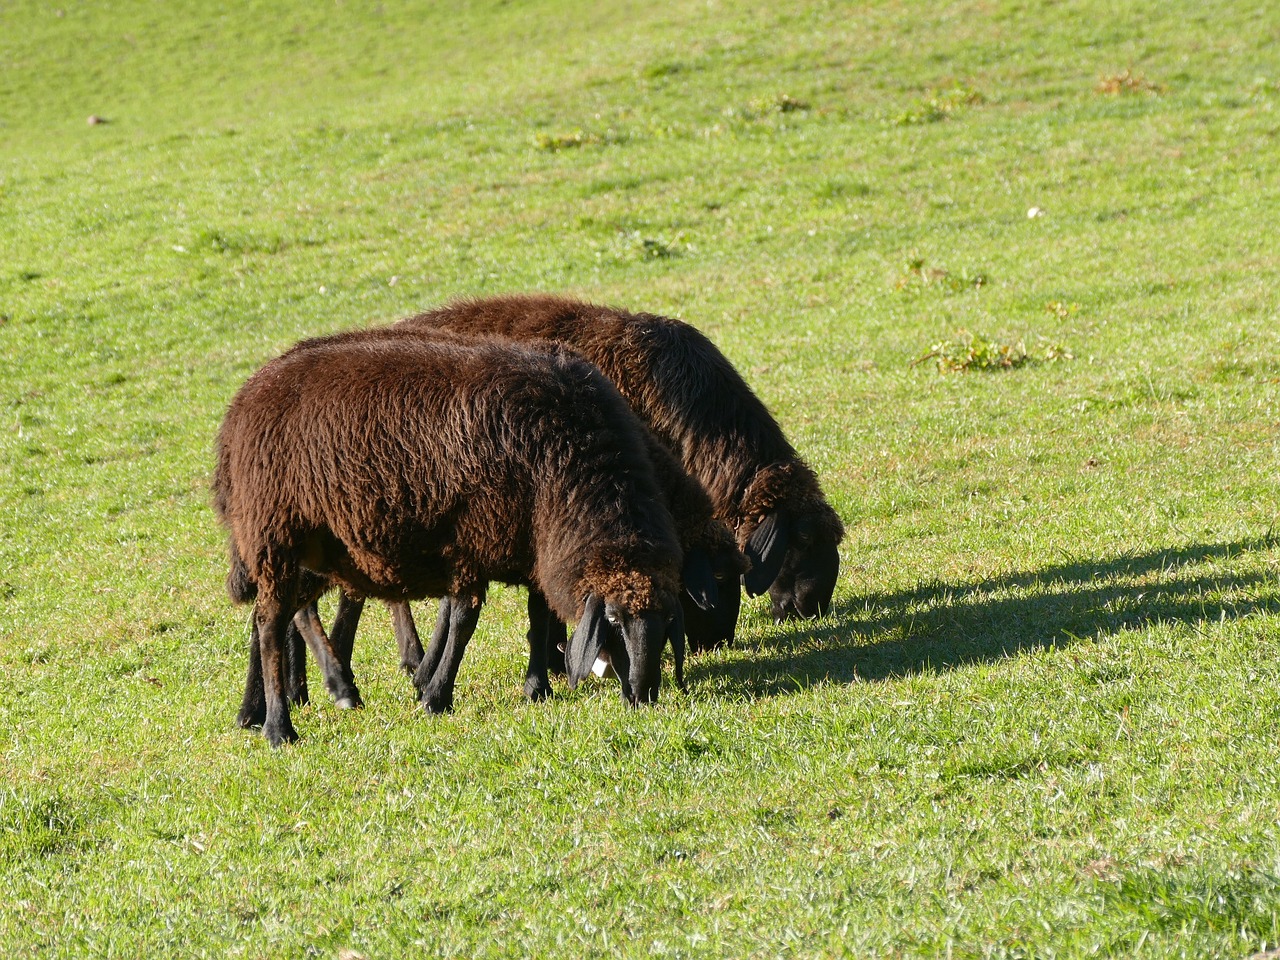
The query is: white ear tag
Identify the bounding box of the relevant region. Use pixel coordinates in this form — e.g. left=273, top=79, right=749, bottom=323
left=591, top=656, right=616, bottom=679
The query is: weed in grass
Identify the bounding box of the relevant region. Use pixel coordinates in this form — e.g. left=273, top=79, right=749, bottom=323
left=723, top=93, right=811, bottom=122
left=1098, top=865, right=1280, bottom=946
left=752, top=92, right=810, bottom=115
left=1095, top=69, right=1164, bottom=96
left=1042, top=339, right=1075, bottom=363
left=641, top=59, right=689, bottom=80
left=893, top=82, right=985, bottom=125
left=0, top=791, right=85, bottom=860
left=532, top=129, right=599, bottom=151
left=1044, top=300, right=1080, bottom=320
left=185, top=227, right=286, bottom=257
left=815, top=178, right=873, bottom=201
left=896, top=257, right=988, bottom=293
left=913, top=329, right=1073, bottom=372
left=533, top=127, right=627, bottom=151
left=603, top=230, right=689, bottom=262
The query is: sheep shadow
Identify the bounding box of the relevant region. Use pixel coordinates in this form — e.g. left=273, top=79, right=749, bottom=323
left=694, top=537, right=1280, bottom=698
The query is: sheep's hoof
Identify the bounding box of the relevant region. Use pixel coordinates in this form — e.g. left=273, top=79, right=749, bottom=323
left=334, top=695, right=363, bottom=711
left=524, top=676, right=553, bottom=702
left=263, top=719, right=299, bottom=747
left=420, top=690, right=453, bottom=714
left=236, top=704, right=266, bottom=730
left=400, top=655, right=422, bottom=675
left=287, top=682, right=310, bottom=707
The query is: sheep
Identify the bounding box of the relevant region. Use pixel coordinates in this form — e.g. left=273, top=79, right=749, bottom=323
left=235, top=327, right=748, bottom=720
left=397, top=294, right=846, bottom=622
left=213, top=330, right=688, bottom=745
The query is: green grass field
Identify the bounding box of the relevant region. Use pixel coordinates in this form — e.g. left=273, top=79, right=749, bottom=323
left=2, top=0, right=1279, bottom=955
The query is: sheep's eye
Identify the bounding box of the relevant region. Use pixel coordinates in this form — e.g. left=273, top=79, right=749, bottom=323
left=605, top=611, right=621, bottom=626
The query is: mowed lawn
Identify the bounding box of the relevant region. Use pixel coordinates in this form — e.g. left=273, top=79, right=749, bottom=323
left=2, top=1, right=1278, bottom=956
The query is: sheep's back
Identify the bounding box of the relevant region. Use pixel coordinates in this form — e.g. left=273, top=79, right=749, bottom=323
left=400, top=295, right=801, bottom=519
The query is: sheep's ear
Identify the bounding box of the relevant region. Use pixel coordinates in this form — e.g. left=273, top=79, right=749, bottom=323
left=670, top=602, right=687, bottom=694
left=743, top=511, right=790, bottom=596
left=681, top=547, right=719, bottom=612
left=566, top=594, right=610, bottom=689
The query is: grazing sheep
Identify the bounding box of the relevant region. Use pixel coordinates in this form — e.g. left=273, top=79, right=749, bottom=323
left=243, top=327, right=748, bottom=717
left=214, top=331, right=687, bottom=745
left=398, top=294, right=846, bottom=621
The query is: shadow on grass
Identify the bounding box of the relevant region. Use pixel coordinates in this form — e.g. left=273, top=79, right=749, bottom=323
left=696, top=538, right=1280, bottom=697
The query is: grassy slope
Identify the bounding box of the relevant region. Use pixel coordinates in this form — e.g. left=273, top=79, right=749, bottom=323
left=2, top=0, right=1279, bottom=956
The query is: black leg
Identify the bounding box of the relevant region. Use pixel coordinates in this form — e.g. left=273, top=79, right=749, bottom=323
left=546, top=608, right=567, bottom=677
left=388, top=601, right=425, bottom=675
left=524, top=591, right=554, bottom=702
left=241, top=575, right=327, bottom=723
left=292, top=604, right=363, bottom=710
left=414, top=598, right=453, bottom=688
left=284, top=616, right=310, bottom=707
left=329, top=593, right=365, bottom=668
left=414, top=595, right=481, bottom=714
left=256, top=592, right=300, bottom=747
left=237, top=617, right=267, bottom=729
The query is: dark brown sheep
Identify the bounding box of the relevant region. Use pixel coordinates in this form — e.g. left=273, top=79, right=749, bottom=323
left=242, top=327, right=748, bottom=716
left=398, top=294, right=846, bottom=622
left=214, top=331, right=687, bottom=745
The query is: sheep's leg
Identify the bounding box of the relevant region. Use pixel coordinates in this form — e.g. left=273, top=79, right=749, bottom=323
left=292, top=603, right=363, bottom=711
left=329, top=593, right=365, bottom=668
left=415, top=599, right=453, bottom=687
left=238, top=617, right=310, bottom=725
left=237, top=619, right=268, bottom=729
left=524, top=591, right=554, bottom=702
left=387, top=601, right=425, bottom=675
left=283, top=615, right=310, bottom=707
left=241, top=573, right=330, bottom=723
left=546, top=608, right=568, bottom=678
left=256, top=592, right=300, bottom=747
left=414, top=596, right=481, bottom=714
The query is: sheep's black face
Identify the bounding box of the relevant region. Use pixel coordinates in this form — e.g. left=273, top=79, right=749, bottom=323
left=768, top=529, right=839, bottom=622
left=679, top=542, right=745, bottom=652
left=681, top=580, right=741, bottom=652
left=568, top=592, right=684, bottom=703
left=603, top=600, right=670, bottom=705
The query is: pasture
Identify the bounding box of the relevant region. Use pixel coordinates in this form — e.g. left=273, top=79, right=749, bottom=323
left=2, top=0, right=1278, bottom=955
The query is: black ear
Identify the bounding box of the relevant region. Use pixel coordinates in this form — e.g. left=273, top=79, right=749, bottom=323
left=681, top=547, right=719, bottom=612
left=742, top=511, right=790, bottom=596
left=670, top=602, right=687, bottom=694
left=566, top=594, right=610, bottom=689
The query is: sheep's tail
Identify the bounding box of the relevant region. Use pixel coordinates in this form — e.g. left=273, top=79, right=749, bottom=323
left=226, top=540, right=257, bottom=605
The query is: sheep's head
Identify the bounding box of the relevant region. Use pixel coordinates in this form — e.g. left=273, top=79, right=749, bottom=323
left=566, top=589, right=685, bottom=705
left=742, top=508, right=843, bottom=622
left=738, top=463, right=844, bottom=622
left=679, top=535, right=749, bottom=651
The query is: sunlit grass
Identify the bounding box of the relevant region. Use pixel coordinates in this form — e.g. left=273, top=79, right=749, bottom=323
left=2, top=0, right=1279, bottom=956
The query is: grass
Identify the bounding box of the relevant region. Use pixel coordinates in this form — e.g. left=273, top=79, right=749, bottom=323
left=2, top=0, right=1279, bottom=955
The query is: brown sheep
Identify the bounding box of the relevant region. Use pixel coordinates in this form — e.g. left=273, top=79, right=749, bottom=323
left=398, top=294, right=846, bottom=623
left=214, top=331, right=687, bottom=745
left=239, top=327, right=748, bottom=717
